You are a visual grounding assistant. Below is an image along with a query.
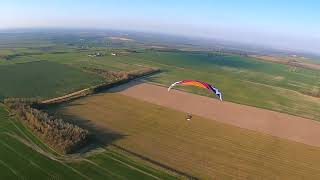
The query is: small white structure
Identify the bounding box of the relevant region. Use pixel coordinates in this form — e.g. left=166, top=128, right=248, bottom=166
left=111, top=53, right=116, bottom=56
left=186, top=114, right=192, bottom=121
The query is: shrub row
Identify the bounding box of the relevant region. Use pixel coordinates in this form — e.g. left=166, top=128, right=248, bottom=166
left=40, top=67, right=160, bottom=105
left=83, top=67, right=160, bottom=82
left=4, top=98, right=89, bottom=154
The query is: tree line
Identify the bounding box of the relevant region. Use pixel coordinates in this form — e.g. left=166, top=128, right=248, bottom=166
left=83, top=67, right=160, bottom=82
left=4, top=98, right=89, bottom=154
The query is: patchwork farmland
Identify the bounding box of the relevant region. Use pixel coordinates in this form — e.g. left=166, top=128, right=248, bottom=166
left=1, top=31, right=320, bottom=179
left=0, top=104, right=179, bottom=179
left=53, top=91, right=320, bottom=179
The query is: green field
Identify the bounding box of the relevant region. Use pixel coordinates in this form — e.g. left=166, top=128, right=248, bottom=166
left=22, top=50, right=320, bottom=120
left=0, top=61, right=104, bottom=101
left=54, top=92, right=320, bottom=180
left=1, top=37, right=320, bottom=179
left=0, top=104, right=178, bottom=179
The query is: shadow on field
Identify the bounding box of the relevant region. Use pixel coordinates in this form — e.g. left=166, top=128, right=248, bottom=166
left=0, top=95, right=4, bottom=102
left=106, top=79, right=145, bottom=93
left=50, top=110, right=127, bottom=154
left=106, top=78, right=169, bottom=94
left=46, top=86, right=199, bottom=179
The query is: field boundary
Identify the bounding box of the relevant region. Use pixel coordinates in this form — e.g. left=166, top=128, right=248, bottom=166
left=142, top=79, right=320, bottom=121
left=111, top=144, right=198, bottom=180
left=114, top=81, right=320, bottom=147
left=39, top=70, right=160, bottom=106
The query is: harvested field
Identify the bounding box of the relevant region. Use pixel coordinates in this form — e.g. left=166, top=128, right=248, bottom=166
left=251, top=55, right=320, bottom=71
left=0, top=104, right=177, bottom=180
left=54, top=84, right=320, bottom=179
left=27, top=50, right=320, bottom=119
left=113, top=81, right=320, bottom=147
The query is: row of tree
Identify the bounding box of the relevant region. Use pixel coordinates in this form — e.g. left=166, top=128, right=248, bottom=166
left=83, top=67, right=160, bottom=82
left=39, top=67, right=161, bottom=105
left=4, top=98, right=89, bottom=154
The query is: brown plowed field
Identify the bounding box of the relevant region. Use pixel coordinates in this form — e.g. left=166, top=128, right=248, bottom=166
left=113, top=81, right=320, bottom=147
left=52, top=84, right=320, bottom=180
left=56, top=82, right=320, bottom=179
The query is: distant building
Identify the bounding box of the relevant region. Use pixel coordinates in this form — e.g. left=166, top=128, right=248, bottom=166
left=111, top=53, right=117, bottom=56
left=88, top=52, right=103, bottom=58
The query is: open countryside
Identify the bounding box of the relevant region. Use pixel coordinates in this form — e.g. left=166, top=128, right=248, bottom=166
left=1, top=1, right=320, bottom=179
left=53, top=92, right=320, bottom=179
left=0, top=104, right=179, bottom=179
left=1, top=33, right=320, bottom=179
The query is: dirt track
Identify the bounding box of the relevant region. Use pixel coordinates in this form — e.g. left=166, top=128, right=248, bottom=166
left=111, top=81, right=320, bottom=147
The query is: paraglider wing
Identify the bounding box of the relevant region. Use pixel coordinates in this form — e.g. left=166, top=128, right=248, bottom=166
left=210, top=86, right=222, bottom=101
left=168, top=81, right=183, bottom=92
left=168, top=80, right=222, bottom=101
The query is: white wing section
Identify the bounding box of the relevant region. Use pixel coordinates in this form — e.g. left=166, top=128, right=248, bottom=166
left=212, top=87, right=223, bottom=101
left=168, top=81, right=182, bottom=92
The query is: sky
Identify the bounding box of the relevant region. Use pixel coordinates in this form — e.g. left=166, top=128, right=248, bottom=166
left=1, top=0, right=320, bottom=54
